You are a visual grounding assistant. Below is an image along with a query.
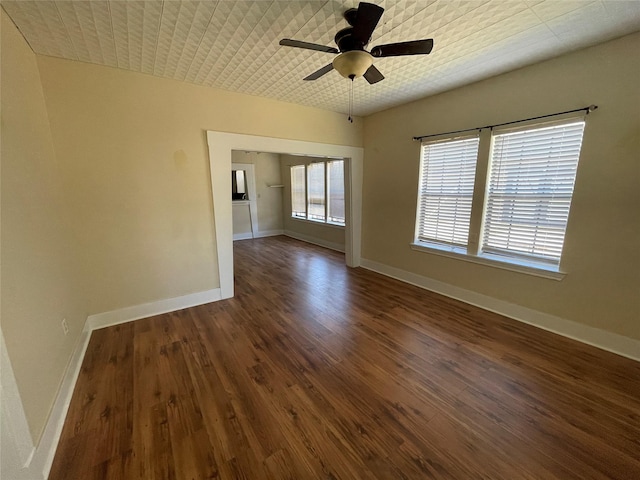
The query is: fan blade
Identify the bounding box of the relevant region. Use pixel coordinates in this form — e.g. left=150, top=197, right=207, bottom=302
left=371, top=39, right=434, bottom=57
left=363, top=65, right=384, bottom=84
left=352, top=2, right=384, bottom=46
left=279, top=39, right=339, bottom=54
left=304, top=63, right=334, bottom=81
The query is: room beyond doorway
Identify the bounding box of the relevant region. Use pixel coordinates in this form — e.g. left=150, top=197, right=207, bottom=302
left=207, top=131, right=364, bottom=300
left=232, top=151, right=349, bottom=254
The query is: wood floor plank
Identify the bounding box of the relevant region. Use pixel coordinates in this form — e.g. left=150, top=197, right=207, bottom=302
left=49, top=236, right=640, bottom=479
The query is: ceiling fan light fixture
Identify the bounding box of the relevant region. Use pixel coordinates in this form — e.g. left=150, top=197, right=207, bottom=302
left=332, top=51, right=373, bottom=79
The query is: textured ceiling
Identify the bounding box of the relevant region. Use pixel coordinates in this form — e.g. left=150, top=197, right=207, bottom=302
left=3, top=1, right=640, bottom=116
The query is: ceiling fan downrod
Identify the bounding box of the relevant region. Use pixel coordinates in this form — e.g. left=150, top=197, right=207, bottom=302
left=348, top=78, right=354, bottom=123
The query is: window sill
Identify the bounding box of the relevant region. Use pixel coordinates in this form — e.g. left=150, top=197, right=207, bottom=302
left=291, top=217, right=345, bottom=229
left=410, top=242, right=566, bottom=281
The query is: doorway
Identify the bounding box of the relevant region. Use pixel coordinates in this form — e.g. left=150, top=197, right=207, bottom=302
left=207, top=131, right=363, bottom=299
left=231, top=162, right=258, bottom=240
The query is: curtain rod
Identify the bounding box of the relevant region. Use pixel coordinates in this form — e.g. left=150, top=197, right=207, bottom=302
left=412, top=105, right=598, bottom=141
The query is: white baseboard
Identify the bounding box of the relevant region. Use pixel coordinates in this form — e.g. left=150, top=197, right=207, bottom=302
left=360, top=258, right=640, bottom=361
left=233, top=232, right=253, bottom=241
left=1, top=328, right=37, bottom=479
left=234, top=230, right=284, bottom=241
left=253, top=229, right=284, bottom=238
left=87, top=288, right=222, bottom=331
left=284, top=231, right=345, bottom=253
left=1, top=326, right=92, bottom=480
left=29, top=330, right=91, bottom=479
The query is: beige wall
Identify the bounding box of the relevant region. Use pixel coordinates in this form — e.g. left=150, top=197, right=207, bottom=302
left=1, top=12, right=88, bottom=442
left=280, top=155, right=346, bottom=251
left=36, top=56, right=362, bottom=315
left=254, top=153, right=285, bottom=234
left=362, top=32, right=640, bottom=341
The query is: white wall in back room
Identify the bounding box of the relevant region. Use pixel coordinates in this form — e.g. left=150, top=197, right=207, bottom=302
left=231, top=151, right=285, bottom=238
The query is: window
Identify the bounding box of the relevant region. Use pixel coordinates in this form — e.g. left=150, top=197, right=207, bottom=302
left=482, top=121, right=585, bottom=266
left=290, top=160, right=345, bottom=226
left=415, top=136, right=479, bottom=249
left=231, top=169, right=247, bottom=200
left=413, top=117, right=586, bottom=275
left=291, top=165, right=306, bottom=219
left=327, top=160, right=345, bottom=224
left=307, top=162, right=325, bottom=221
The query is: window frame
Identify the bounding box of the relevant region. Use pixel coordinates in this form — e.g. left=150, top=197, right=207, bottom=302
left=480, top=119, right=586, bottom=267
left=290, top=164, right=307, bottom=220
left=289, top=160, right=346, bottom=227
left=327, top=159, right=346, bottom=225
left=413, top=133, right=480, bottom=254
left=411, top=114, right=587, bottom=280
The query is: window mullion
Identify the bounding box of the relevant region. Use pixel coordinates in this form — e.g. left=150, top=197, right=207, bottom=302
left=304, top=164, right=309, bottom=220
left=467, top=128, right=492, bottom=255
left=324, top=161, right=328, bottom=224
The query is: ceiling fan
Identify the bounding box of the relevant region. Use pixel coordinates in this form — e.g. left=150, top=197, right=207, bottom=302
left=279, top=2, right=434, bottom=84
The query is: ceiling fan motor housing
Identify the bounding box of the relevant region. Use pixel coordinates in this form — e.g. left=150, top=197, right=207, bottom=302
left=344, top=7, right=359, bottom=26
left=335, top=27, right=364, bottom=52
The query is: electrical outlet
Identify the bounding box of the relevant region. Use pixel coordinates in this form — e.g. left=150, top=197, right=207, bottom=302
left=61, top=318, right=69, bottom=336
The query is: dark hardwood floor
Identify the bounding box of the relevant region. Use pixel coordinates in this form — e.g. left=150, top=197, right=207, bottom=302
left=49, top=236, right=640, bottom=479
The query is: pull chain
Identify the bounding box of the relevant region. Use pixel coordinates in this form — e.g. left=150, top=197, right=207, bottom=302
left=348, top=78, right=354, bottom=123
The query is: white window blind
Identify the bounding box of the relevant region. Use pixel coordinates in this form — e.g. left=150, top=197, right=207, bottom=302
left=327, top=160, right=345, bottom=225
left=290, top=161, right=345, bottom=226
left=482, top=121, right=585, bottom=265
left=307, top=162, right=326, bottom=221
left=416, top=136, right=479, bottom=248
left=291, top=165, right=306, bottom=219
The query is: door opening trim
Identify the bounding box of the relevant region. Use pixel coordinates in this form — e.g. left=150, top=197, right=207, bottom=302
left=207, top=132, right=363, bottom=299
